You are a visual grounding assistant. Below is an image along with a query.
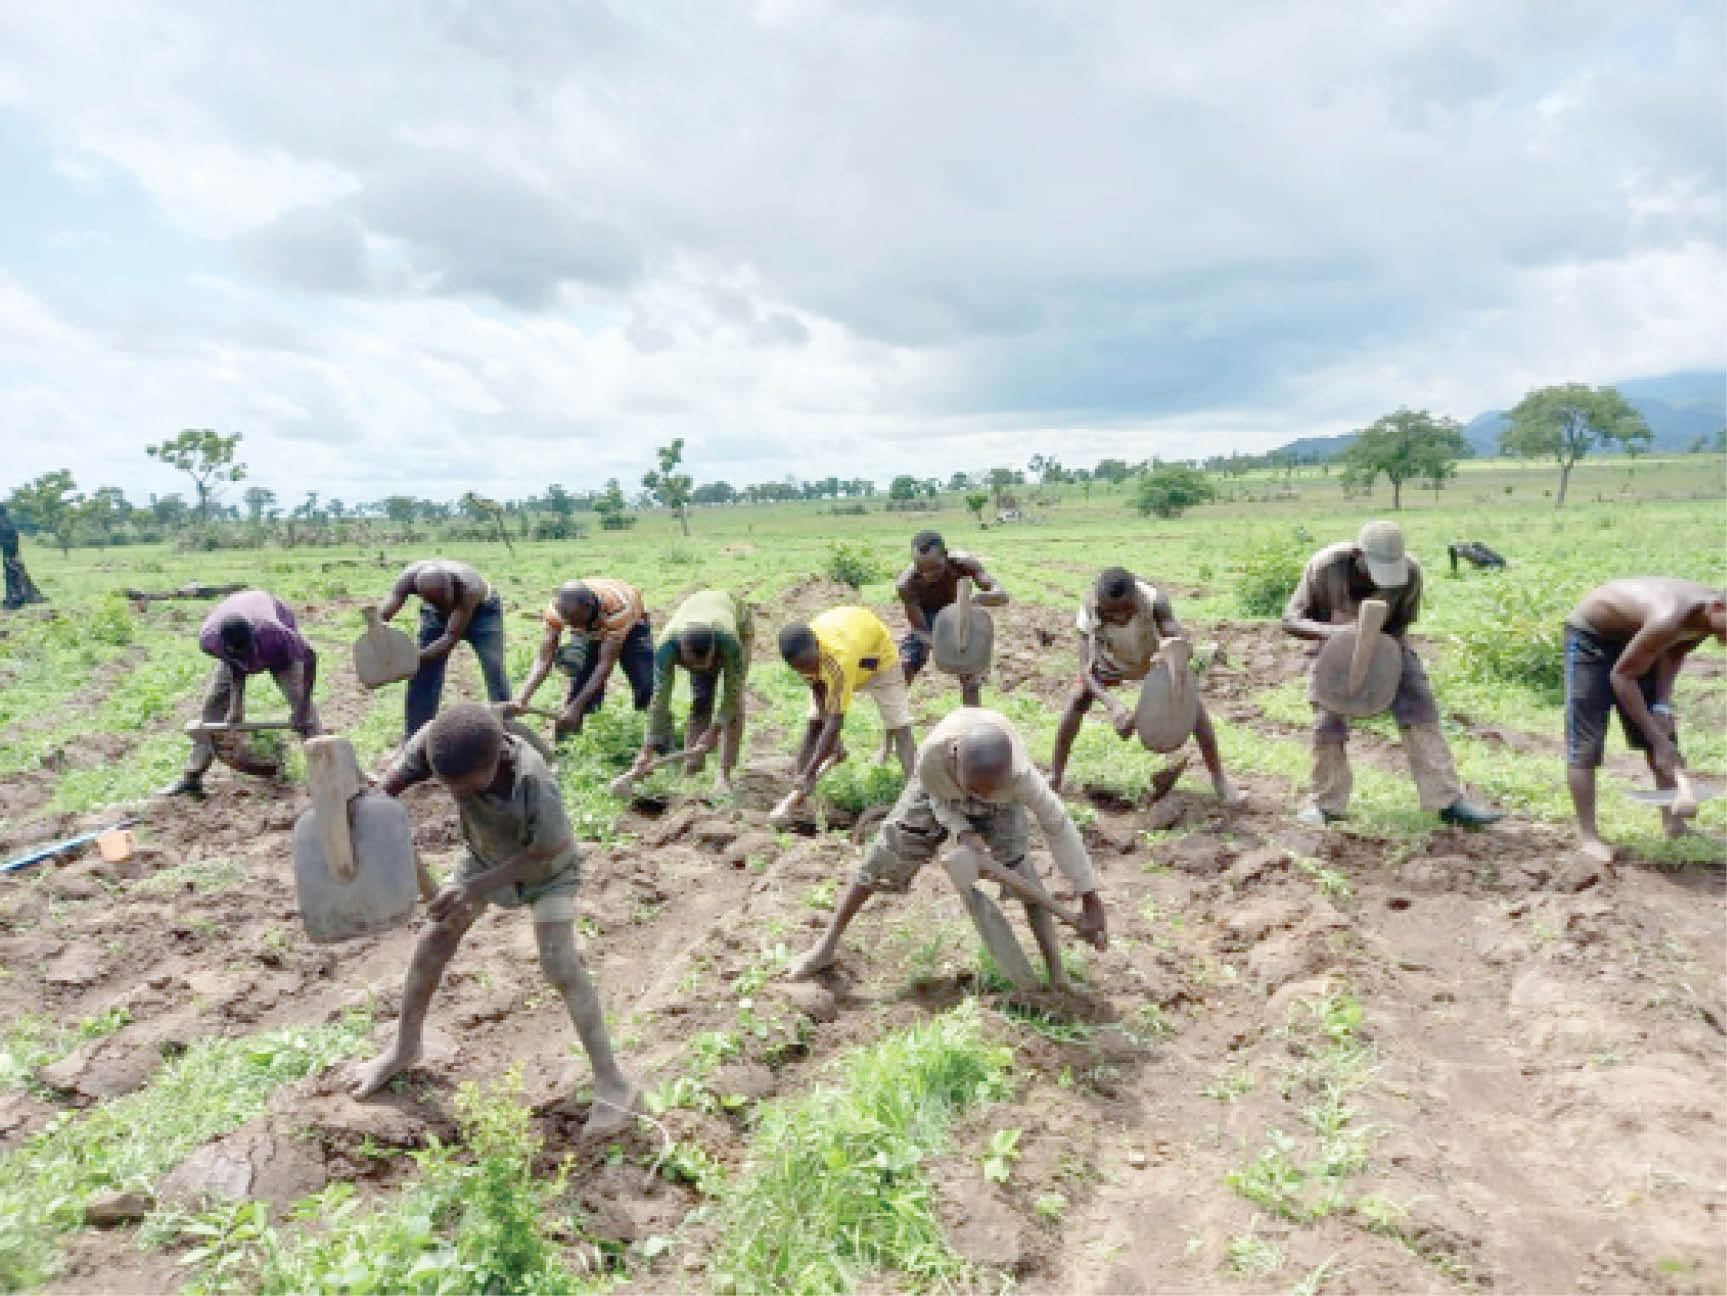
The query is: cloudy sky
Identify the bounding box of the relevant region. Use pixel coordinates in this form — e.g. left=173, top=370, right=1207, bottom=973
left=1, top=1, right=1721, bottom=505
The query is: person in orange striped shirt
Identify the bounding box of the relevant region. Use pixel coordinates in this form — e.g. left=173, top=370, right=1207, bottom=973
left=511, top=579, right=655, bottom=737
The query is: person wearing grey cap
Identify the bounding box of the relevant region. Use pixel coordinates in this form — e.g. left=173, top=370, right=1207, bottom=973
left=1282, top=520, right=1501, bottom=829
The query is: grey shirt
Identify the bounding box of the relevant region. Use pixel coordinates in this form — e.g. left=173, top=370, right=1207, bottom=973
left=915, top=708, right=1098, bottom=893
left=388, top=732, right=579, bottom=887
left=1284, top=541, right=1423, bottom=639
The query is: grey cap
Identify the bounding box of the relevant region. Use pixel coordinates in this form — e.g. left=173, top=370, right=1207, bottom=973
left=1356, top=520, right=1409, bottom=587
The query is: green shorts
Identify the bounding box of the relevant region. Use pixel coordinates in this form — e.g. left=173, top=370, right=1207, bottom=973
left=454, top=853, right=582, bottom=923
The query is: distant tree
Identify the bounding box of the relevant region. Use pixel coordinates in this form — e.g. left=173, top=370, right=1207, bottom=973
left=79, top=486, right=132, bottom=544
left=148, top=493, right=191, bottom=531
left=947, top=471, right=972, bottom=492
left=1133, top=464, right=1216, bottom=519
left=987, top=467, right=1022, bottom=510
left=459, top=491, right=514, bottom=553
left=9, top=470, right=82, bottom=555
left=1499, top=383, right=1651, bottom=508
left=692, top=480, right=736, bottom=505
left=595, top=477, right=635, bottom=530
left=1093, top=458, right=1132, bottom=485
left=964, top=491, right=990, bottom=526
left=381, top=495, right=419, bottom=526
left=292, top=491, right=322, bottom=521
left=1028, top=454, right=1066, bottom=485
left=146, top=429, right=246, bottom=521
left=1341, top=408, right=1469, bottom=510
left=642, top=438, right=694, bottom=536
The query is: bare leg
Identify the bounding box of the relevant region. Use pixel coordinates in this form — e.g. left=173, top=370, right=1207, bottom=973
left=1020, top=891, right=1067, bottom=989
left=961, top=679, right=983, bottom=707
left=1565, top=764, right=1614, bottom=860
left=788, top=881, right=874, bottom=979
left=1191, top=703, right=1242, bottom=804
left=890, top=725, right=917, bottom=777
left=1049, top=685, right=1092, bottom=793
left=1644, top=751, right=1689, bottom=839
left=715, top=714, right=743, bottom=795
left=535, top=920, right=638, bottom=1137
left=351, top=902, right=483, bottom=1097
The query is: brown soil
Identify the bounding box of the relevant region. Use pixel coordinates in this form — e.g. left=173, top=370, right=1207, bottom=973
left=1, top=596, right=1722, bottom=1294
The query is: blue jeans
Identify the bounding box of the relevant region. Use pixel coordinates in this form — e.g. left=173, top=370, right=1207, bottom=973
left=404, top=594, right=511, bottom=740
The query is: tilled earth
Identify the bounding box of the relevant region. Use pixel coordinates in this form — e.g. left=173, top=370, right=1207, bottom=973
left=0, top=598, right=1723, bottom=1295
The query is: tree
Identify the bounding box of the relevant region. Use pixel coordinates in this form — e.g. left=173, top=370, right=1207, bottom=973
left=459, top=491, right=514, bottom=554
left=1133, top=464, right=1216, bottom=518
left=1340, top=408, right=1469, bottom=511
left=692, top=481, right=736, bottom=505
left=79, top=486, right=132, bottom=544
left=9, top=470, right=82, bottom=554
left=146, top=429, right=246, bottom=521
left=888, top=475, right=920, bottom=502
left=595, top=477, right=635, bottom=530
left=1093, top=458, right=1132, bottom=485
left=381, top=495, right=419, bottom=526
left=148, top=493, right=191, bottom=531
left=642, top=438, right=694, bottom=536
left=947, top=471, right=972, bottom=492
left=1499, top=383, right=1651, bottom=508
left=964, top=491, right=990, bottom=526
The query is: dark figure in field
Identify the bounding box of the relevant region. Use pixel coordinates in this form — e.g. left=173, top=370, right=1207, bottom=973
left=1563, top=578, right=1726, bottom=863
left=162, top=589, right=321, bottom=798
left=773, top=607, right=916, bottom=825
left=895, top=530, right=1008, bottom=707
left=1283, top=521, right=1501, bottom=829
left=512, top=579, right=653, bottom=738
left=1048, top=568, right=1240, bottom=804
left=0, top=505, right=44, bottom=609
left=1448, top=541, right=1506, bottom=575
left=788, top=708, right=1106, bottom=986
left=378, top=559, right=509, bottom=741
left=617, top=589, right=753, bottom=796
left=350, top=704, right=638, bottom=1136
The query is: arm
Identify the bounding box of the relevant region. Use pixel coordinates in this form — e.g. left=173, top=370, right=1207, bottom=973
left=1281, top=567, right=1339, bottom=642
left=637, top=644, right=680, bottom=763
left=964, top=556, right=1009, bottom=608
left=377, top=570, right=413, bottom=623
left=1018, top=769, right=1107, bottom=946
left=419, top=580, right=479, bottom=663
left=291, top=648, right=318, bottom=734
left=1611, top=620, right=1688, bottom=768
left=1151, top=589, right=1184, bottom=641
left=433, top=840, right=559, bottom=919
left=566, top=634, right=624, bottom=718
left=224, top=668, right=248, bottom=726
left=514, top=623, right=565, bottom=710
left=796, top=713, right=846, bottom=792
left=1076, top=635, right=1131, bottom=726
left=897, top=571, right=932, bottom=640
left=376, top=737, right=433, bottom=797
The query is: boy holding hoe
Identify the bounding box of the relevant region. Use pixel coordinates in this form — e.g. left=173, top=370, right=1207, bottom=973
left=351, top=703, right=638, bottom=1137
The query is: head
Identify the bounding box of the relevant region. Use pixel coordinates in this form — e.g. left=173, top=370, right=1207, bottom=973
left=910, top=530, right=947, bottom=577
left=1093, top=567, right=1139, bottom=625
left=553, top=581, right=599, bottom=629
left=425, top=703, right=506, bottom=797
left=414, top=567, right=455, bottom=607
left=778, top=623, right=819, bottom=677
left=215, top=614, right=255, bottom=662
left=1354, top=520, right=1409, bottom=589
left=678, top=624, right=719, bottom=673
left=954, top=720, right=1017, bottom=799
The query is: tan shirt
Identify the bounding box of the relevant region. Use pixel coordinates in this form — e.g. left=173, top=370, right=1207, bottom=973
left=1284, top=542, right=1423, bottom=638
left=915, top=708, right=1097, bottom=893
left=1076, top=579, right=1162, bottom=680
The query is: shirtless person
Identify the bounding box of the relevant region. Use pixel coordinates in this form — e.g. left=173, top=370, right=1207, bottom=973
left=1049, top=568, right=1240, bottom=804
left=1284, top=521, right=1500, bottom=829
left=378, top=558, right=509, bottom=741
left=161, top=588, right=321, bottom=797
left=774, top=606, right=916, bottom=822
left=350, top=703, right=638, bottom=1136
left=512, top=579, right=653, bottom=738
left=1564, top=578, right=1726, bottom=862
left=788, top=708, right=1106, bottom=987
left=895, top=531, right=1009, bottom=707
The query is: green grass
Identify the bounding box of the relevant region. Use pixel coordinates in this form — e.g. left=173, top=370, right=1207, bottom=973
left=0, top=1006, right=132, bottom=1093
left=0, top=1012, right=371, bottom=1288
left=710, top=1001, right=1012, bottom=1294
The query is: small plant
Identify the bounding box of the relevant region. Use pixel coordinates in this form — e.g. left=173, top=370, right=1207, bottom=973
left=980, top=1127, right=1023, bottom=1184
left=1200, top=1066, right=1257, bottom=1102
left=1224, top=1225, right=1285, bottom=1278
left=825, top=540, right=889, bottom=590
left=1034, top=1191, right=1068, bottom=1223
left=1234, top=533, right=1305, bottom=617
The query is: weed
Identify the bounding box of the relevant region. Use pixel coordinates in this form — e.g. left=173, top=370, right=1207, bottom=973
left=803, top=877, right=839, bottom=911
left=1003, top=1000, right=1098, bottom=1046
left=137, top=855, right=246, bottom=896
left=1201, top=1066, right=1258, bottom=1102
left=1224, top=1223, right=1284, bottom=1277
left=1235, top=532, right=1305, bottom=617
left=824, top=540, right=890, bottom=591
left=1034, top=1191, right=1068, bottom=1223
left=980, top=1127, right=1023, bottom=1184
left=1295, top=855, right=1353, bottom=904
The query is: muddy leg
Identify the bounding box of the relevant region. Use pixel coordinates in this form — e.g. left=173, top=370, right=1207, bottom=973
left=1017, top=880, right=1067, bottom=989
left=1643, top=750, right=1688, bottom=840
left=1567, top=764, right=1613, bottom=861
left=1191, top=702, right=1242, bottom=805
left=351, top=902, right=482, bottom=1097
left=890, top=725, right=917, bottom=777
left=788, top=881, right=874, bottom=979
left=536, top=919, right=638, bottom=1137
left=1049, top=684, right=1092, bottom=793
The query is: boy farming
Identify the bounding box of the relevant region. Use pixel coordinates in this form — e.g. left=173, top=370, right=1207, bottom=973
left=513, top=578, right=654, bottom=738
left=895, top=530, right=1009, bottom=706
left=162, top=588, right=320, bottom=797
left=787, top=707, right=1106, bottom=987
left=1563, top=577, right=1726, bottom=862
left=1283, top=520, right=1500, bottom=829
left=350, top=703, right=638, bottom=1136
left=376, top=558, right=509, bottom=741
left=1048, top=567, right=1241, bottom=804
left=615, top=588, right=754, bottom=796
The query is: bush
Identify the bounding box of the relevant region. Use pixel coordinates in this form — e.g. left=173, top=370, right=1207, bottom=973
left=1446, top=577, right=1566, bottom=697
left=1134, top=464, right=1216, bottom=518
left=1235, top=534, right=1305, bottom=617
left=826, top=540, right=889, bottom=590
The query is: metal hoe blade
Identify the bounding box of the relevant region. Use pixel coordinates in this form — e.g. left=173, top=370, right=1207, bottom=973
left=945, top=850, right=1040, bottom=990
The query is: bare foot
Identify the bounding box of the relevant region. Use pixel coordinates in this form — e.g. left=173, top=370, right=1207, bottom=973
left=1149, top=756, right=1191, bottom=802
left=582, top=1079, right=641, bottom=1140
left=786, top=945, right=835, bottom=980
left=350, top=1038, right=420, bottom=1099
left=712, top=772, right=733, bottom=797
left=1577, top=838, right=1615, bottom=865
left=1214, top=778, right=1246, bottom=807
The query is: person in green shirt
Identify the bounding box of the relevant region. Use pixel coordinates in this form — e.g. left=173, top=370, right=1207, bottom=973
left=616, top=590, right=754, bottom=796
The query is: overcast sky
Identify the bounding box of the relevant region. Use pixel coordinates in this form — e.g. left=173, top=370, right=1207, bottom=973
left=1, top=0, right=1722, bottom=505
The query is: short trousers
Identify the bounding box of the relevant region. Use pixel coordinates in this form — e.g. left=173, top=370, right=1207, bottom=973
left=1564, top=624, right=1665, bottom=768
left=454, top=852, right=582, bottom=923
left=809, top=666, right=913, bottom=731
left=898, top=632, right=930, bottom=672
left=855, top=782, right=1029, bottom=893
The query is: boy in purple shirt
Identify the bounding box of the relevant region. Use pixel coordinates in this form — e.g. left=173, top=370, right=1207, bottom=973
left=163, top=589, right=320, bottom=797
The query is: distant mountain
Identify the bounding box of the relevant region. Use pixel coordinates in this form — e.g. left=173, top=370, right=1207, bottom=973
left=1267, top=370, right=1725, bottom=463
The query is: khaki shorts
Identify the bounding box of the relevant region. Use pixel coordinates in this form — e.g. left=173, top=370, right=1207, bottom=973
left=810, top=666, right=913, bottom=731
left=856, top=782, right=1029, bottom=893
left=454, top=853, right=581, bottom=923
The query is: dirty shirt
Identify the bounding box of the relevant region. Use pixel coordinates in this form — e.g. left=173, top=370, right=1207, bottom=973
left=1284, top=542, right=1423, bottom=637
left=197, top=590, right=313, bottom=676
left=1075, top=579, right=1163, bottom=681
